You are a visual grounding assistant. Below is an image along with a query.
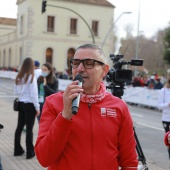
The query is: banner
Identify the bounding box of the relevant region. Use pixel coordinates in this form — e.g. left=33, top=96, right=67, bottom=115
left=0, top=71, right=160, bottom=108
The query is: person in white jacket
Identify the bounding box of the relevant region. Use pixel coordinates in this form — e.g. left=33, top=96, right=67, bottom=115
left=14, top=57, right=40, bottom=159
left=158, top=73, right=170, bottom=159
left=34, top=60, right=41, bottom=80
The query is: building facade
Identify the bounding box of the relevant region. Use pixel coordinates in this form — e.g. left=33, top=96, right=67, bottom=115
left=0, top=0, right=114, bottom=73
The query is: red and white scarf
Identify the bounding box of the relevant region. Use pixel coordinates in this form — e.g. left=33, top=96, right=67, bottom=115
left=80, top=82, right=106, bottom=104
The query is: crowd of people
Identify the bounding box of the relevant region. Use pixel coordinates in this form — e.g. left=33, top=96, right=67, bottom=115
left=132, top=72, right=166, bottom=89
left=0, top=63, right=168, bottom=90
left=0, top=66, right=19, bottom=72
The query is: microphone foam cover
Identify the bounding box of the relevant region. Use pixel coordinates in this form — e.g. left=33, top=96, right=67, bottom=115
left=73, top=74, right=83, bottom=82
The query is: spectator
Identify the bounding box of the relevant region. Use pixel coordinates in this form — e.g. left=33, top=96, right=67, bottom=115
left=143, top=75, right=149, bottom=87
left=35, top=44, right=138, bottom=170
left=158, top=73, right=170, bottom=160
left=14, top=57, right=40, bottom=159
left=0, top=155, right=2, bottom=170
left=37, top=62, right=58, bottom=122
left=160, top=74, right=166, bottom=86
left=153, top=72, right=159, bottom=80
left=154, top=77, right=163, bottom=89
left=34, top=60, right=41, bottom=80
left=62, top=69, right=69, bottom=79
left=53, top=67, right=58, bottom=78
left=132, top=77, right=141, bottom=87
left=138, top=74, right=145, bottom=87
left=147, top=76, right=156, bottom=89
left=0, top=124, right=3, bottom=170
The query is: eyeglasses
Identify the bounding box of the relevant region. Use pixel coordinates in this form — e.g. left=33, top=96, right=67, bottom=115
left=70, top=58, right=105, bottom=69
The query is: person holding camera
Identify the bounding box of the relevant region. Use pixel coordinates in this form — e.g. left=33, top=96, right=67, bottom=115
left=35, top=44, right=138, bottom=170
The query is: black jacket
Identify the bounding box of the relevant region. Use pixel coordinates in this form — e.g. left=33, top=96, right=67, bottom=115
left=37, top=76, right=58, bottom=101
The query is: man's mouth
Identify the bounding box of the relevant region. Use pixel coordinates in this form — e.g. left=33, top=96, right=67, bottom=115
left=82, top=76, right=88, bottom=79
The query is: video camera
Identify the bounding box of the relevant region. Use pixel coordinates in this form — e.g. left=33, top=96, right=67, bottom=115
left=106, top=54, right=143, bottom=98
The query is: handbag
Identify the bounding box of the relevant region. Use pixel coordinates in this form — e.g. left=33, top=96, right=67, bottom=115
left=13, top=98, right=20, bottom=111
left=13, top=84, right=22, bottom=112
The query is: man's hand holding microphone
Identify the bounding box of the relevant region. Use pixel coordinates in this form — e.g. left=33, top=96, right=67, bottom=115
left=62, top=75, right=83, bottom=120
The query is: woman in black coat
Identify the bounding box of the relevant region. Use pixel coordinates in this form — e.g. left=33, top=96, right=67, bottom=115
left=37, top=62, right=58, bottom=122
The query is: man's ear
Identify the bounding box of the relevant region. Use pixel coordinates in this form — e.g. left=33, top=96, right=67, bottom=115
left=102, top=64, right=110, bottom=78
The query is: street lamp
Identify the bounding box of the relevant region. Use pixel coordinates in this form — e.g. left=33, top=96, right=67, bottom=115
left=101, top=12, right=132, bottom=48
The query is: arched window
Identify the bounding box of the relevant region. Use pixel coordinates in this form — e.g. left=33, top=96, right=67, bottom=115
left=46, top=48, right=53, bottom=64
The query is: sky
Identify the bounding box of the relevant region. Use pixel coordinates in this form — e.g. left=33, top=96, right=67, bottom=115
left=0, top=0, right=170, bottom=38
left=108, top=0, right=170, bottom=38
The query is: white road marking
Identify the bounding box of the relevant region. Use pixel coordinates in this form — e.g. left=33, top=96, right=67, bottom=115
left=136, top=122, right=164, bottom=131
left=0, top=92, right=6, bottom=95
left=131, top=113, right=143, bottom=118
left=0, top=94, right=17, bottom=98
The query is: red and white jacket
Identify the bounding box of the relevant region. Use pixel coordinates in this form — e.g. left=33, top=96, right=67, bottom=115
left=35, top=91, right=138, bottom=170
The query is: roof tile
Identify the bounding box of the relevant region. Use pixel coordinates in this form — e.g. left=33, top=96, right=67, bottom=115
left=0, top=17, right=17, bottom=26
left=61, top=0, right=114, bottom=7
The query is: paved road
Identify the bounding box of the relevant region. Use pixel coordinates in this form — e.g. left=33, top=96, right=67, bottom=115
left=129, top=105, right=169, bottom=169
left=0, top=78, right=168, bottom=170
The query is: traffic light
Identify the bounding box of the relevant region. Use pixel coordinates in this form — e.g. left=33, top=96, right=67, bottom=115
left=42, top=0, right=47, bottom=14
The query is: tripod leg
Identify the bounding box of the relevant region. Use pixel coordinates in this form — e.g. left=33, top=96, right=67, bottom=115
left=133, top=127, right=149, bottom=170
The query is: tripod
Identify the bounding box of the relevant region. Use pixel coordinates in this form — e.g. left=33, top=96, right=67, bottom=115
left=107, top=84, right=149, bottom=170
left=134, top=127, right=148, bottom=170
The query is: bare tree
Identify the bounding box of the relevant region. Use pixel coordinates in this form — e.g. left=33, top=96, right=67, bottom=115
left=124, top=24, right=134, bottom=38
left=119, top=29, right=167, bottom=75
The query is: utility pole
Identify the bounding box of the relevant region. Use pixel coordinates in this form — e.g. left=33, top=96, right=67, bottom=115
left=134, top=0, right=141, bottom=77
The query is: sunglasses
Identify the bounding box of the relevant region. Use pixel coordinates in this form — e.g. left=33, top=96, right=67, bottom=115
left=70, top=58, right=105, bottom=69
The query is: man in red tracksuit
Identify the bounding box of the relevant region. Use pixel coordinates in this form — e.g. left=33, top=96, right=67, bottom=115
left=35, top=44, right=138, bottom=170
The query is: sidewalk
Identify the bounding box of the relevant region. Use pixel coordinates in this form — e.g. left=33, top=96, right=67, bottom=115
left=0, top=97, right=166, bottom=170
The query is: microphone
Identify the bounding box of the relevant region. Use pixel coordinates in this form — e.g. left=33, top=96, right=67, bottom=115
left=72, top=74, right=83, bottom=115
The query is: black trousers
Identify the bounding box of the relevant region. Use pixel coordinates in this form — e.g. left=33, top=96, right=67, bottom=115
left=37, top=103, right=44, bottom=123
left=162, top=121, right=170, bottom=159
left=0, top=156, right=2, bottom=170
left=14, top=102, right=36, bottom=157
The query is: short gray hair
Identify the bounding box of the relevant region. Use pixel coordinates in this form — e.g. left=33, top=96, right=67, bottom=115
left=76, top=44, right=107, bottom=64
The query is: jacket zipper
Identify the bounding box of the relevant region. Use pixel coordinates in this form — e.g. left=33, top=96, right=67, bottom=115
left=88, top=103, right=94, bottom=170
left=88, top=103, right=91, bottom=109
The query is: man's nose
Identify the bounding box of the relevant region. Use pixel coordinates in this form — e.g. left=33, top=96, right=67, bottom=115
left=77, top=62, right=85, bottom=71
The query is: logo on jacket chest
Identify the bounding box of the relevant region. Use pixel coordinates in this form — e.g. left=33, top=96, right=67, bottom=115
left=100, top=108, right=117, bottom=117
